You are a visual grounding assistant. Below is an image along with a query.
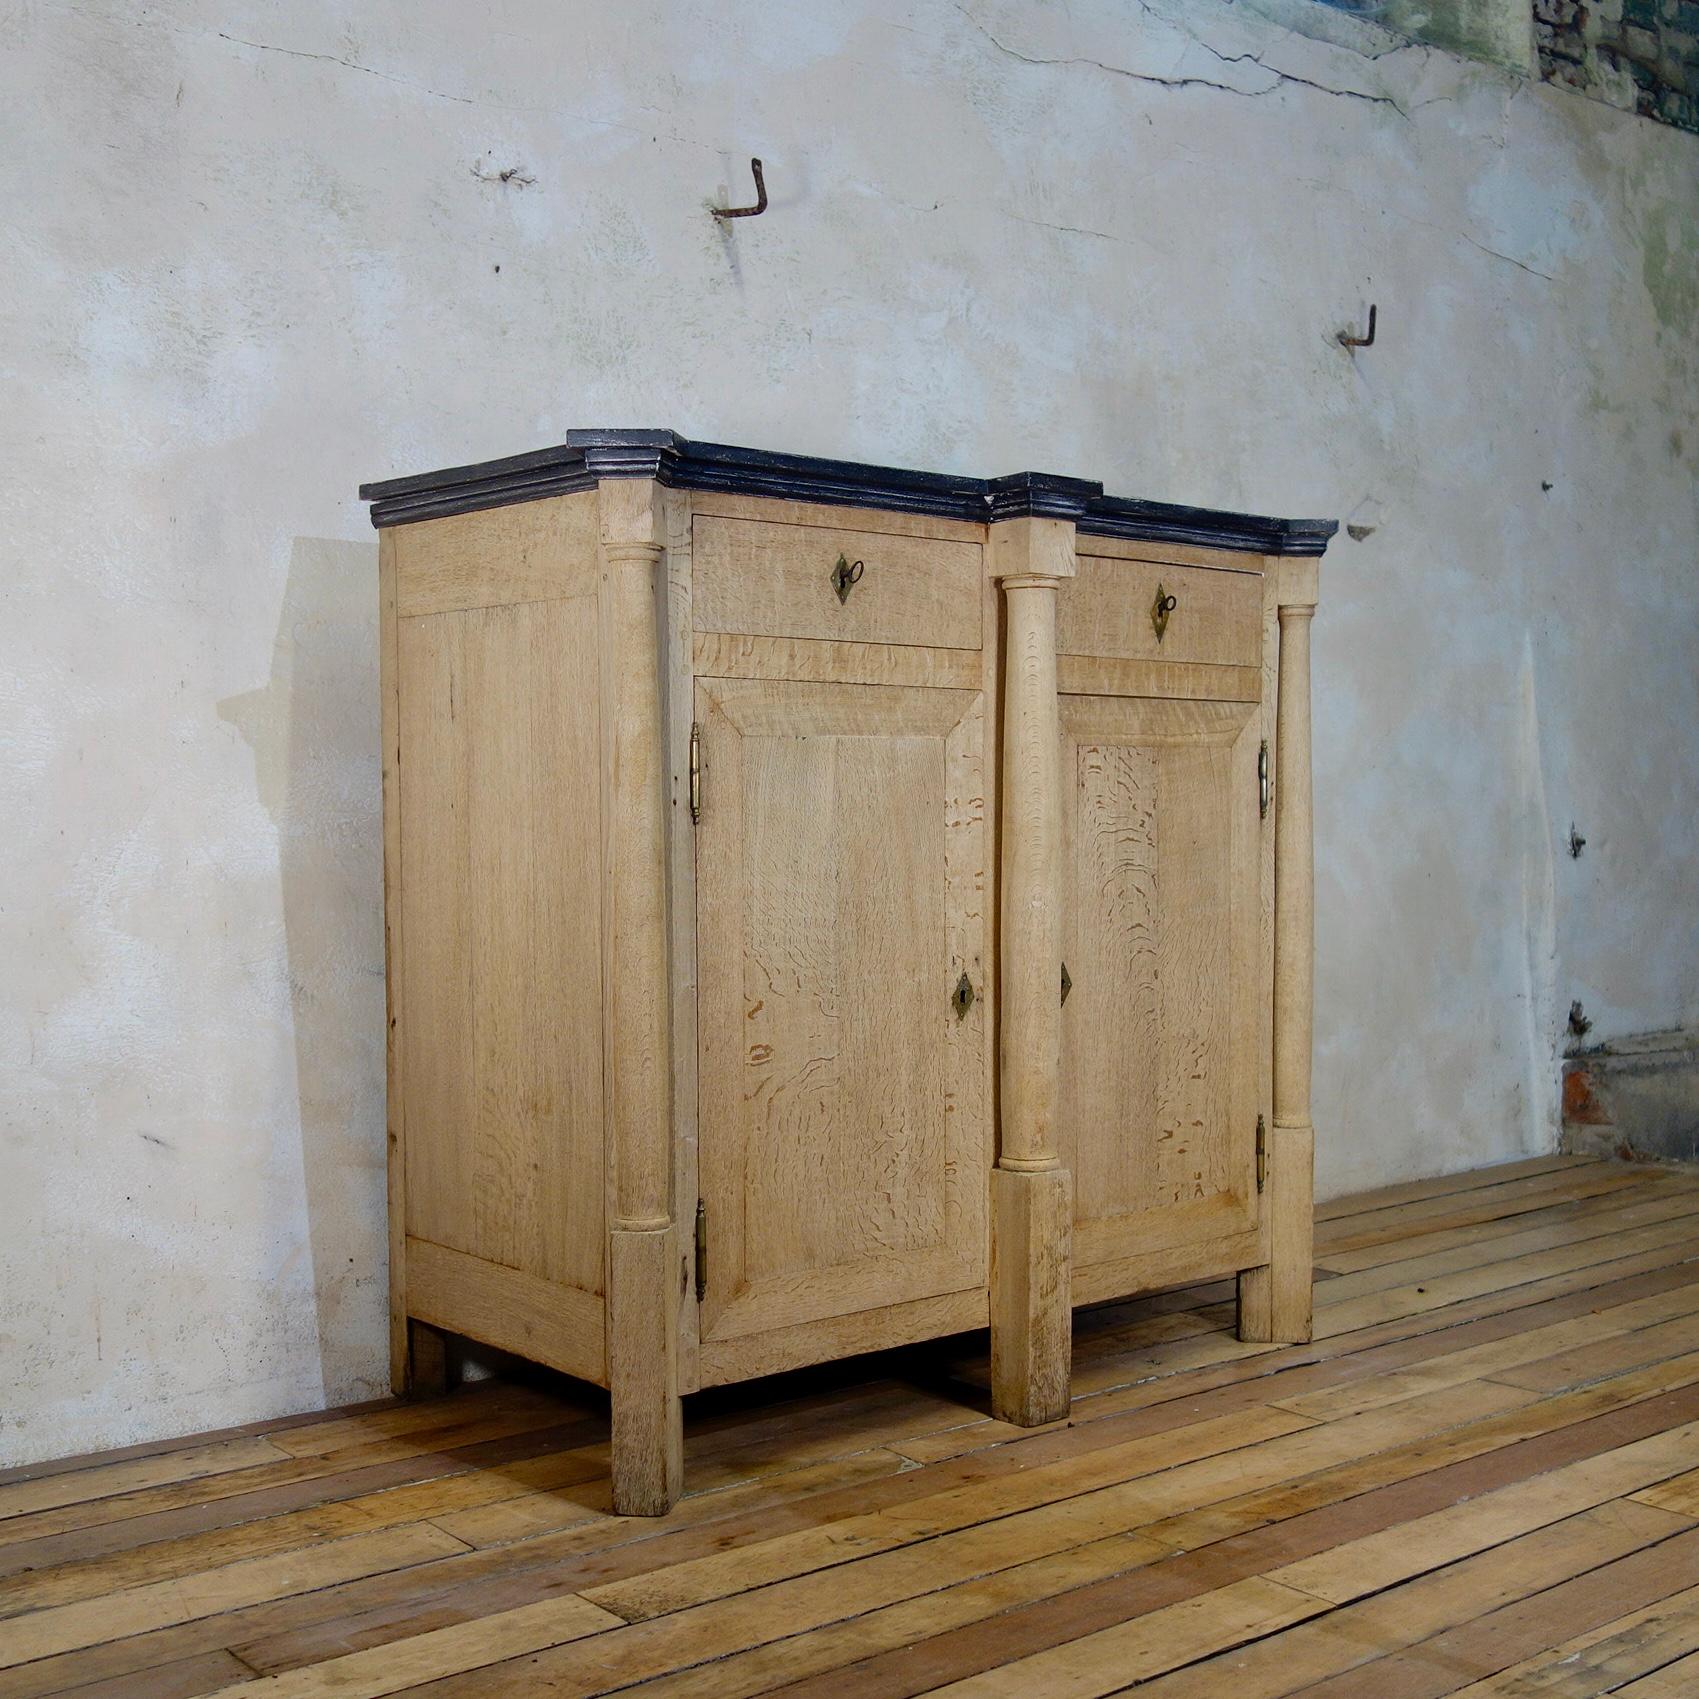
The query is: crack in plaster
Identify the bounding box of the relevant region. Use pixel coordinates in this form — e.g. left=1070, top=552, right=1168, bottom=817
left=953, top=2, right=1415, bottom=118
left=215, top=32, right=484, bottom=106
left=1460, top=231, right=1556, bottom=281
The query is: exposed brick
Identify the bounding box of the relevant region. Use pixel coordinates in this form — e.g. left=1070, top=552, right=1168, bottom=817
left=1562, top=1064, right=1612, bottom=1126
left=1527, top=0, right=1693, bottom=131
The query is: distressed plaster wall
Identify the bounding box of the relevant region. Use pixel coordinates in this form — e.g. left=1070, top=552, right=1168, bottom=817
left=2, top=0, right=1696, bottom=1465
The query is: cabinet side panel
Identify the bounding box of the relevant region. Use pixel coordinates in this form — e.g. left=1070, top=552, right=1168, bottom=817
left=394, top=499, right=607, bottom=1319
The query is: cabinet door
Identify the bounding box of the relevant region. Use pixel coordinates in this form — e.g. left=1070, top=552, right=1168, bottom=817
left=695, top=677, right=989, bottom=1347
left=1059, top=695, right=1264, bottom=1275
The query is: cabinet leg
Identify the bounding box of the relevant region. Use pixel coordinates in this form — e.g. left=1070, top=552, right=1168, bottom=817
left=402, top=1318, right=456, bottom=1398
left=990, top=1166, right=1073, bottom=1426
left=608, top=1224, right=683, bottom=1516
left=1238, top=1121, right=1315, bottom=1344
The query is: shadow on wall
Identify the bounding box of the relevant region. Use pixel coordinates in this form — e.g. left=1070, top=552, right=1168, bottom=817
left=219, top=538, right=388, bottom=1407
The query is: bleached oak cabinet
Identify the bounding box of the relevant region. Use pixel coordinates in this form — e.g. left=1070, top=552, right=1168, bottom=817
left=362, top=431, right=1334, bottom=1514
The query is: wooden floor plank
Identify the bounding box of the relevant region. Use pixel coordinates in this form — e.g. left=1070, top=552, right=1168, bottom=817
left=752, top=1383, right=1699, bottom=1699
left=1610, top=1645, right=1699, bottom=1697
left=1312, top=1173, right=1698, bottom=1275
left=1441, top=1578, right=1699, bottom=1695
left=923, top=1576, right=1329, bottom=1698
left=1312, top=1205, right=1699, bottom=1324
left=0, top=1380, right=983, bottom=1617
left=0, top=1525, right=470, bottom=1667
left=0, top=1407, right=594, bottom=1553
left=0, top=1160, right=1695, bottom=1699
left=1112, top=1500, right=1687, bottom=1699
left=1314, top=1155, right=1597, bottom=1222
left=1314, top=1190, right=1699, bottom=1297
left=1266, top=1420, right=1699, bottom=1604
left=1274, top=1281, right=1699, bottom=1420
left=1284, top=1522, right=1699, bottom=1696
left=200, top=1594, right=620, bottom=1698
left=1315, top=1167, right=1652, bottom=1256
left=36, top=1648, right=258, bottom=1699
left=22, top=1451, right=912, bottom=1697
left=0, top=1441, right=291, bottom=1526
left=1491, top=1310, right=1699, bottom=1393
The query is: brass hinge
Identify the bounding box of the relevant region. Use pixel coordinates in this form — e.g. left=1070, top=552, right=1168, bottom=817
left=1255, top=1114, right=1267, bottom=1194
left=693, top=1198, right=707, bottom=1301
left=688, top=722, right=702, bottom=824
left=1258, top=740, right=1269, bottom=819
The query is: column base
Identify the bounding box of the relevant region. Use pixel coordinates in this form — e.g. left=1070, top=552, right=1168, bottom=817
left=990, top=1165, right=1073, bottom=1426
left=1238, top=1121, right=1315, bottom=1344
left=608, top=1223, right=684, bottom=1516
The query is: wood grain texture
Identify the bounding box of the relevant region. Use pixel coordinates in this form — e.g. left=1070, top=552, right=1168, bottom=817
left=406, top=1240, right=603, bottom=1385
left=1058, top=695, right=1263, bottom=1275
left=687, top=490, right=987, bottom=545
left=1062, top=536, right=1277, bottom=572
left=1058, top=555, right=1263, bottom=667
left=3, top=1162, right=1697, bottom=1699
left=693, top=631, right=983, bottom=690
left=693, top=677, right=989, bottom=1353
left=1242, top=566, right=1318, bottom=1345
left=378, top=488, right=1313, bottom=1519
left=1056, top=654, right=1261, bottom=702
left=392, top=494, right=599, bottom=618
left=395, top=594, right=606, bottom=1299
left=693, top=514, right=982, bottom=650
left=597, top=478, right=681, bottom=1516
left=990, top=521, right=1075, bottom=1429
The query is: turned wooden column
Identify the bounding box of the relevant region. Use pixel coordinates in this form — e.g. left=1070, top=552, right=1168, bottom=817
left=1240, top=556, right=1319, bottom=1345
left=989, top=518, right=1074, bottom=1426
left=599, top=478, right=683, bottom=1514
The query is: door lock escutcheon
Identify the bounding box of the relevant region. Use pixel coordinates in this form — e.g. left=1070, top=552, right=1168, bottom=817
left=952, top=971, right=976, bottom=1020
left=831, top=553, right=865, bottom=604
left=1151, top=582, right=1178, bottom=641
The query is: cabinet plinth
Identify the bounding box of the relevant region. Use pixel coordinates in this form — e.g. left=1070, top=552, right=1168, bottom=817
left=366, top=432, right=1333, bottom=1511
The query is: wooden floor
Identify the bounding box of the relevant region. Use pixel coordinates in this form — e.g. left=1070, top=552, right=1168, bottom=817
left=6, top=1157, right=1699, bottom=1697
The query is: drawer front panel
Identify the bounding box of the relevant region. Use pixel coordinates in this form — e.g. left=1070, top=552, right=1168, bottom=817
left=1060, top=556, right=1261, bottom=667
left=693, top=516, right=982, bottom=650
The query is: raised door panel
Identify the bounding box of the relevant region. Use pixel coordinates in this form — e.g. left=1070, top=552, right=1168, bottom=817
left=396, top=594, right=606, bottom=1305
left=1059, top=695, right=1263, bottom=1271
left=695, top=677, right=989, bottom=1346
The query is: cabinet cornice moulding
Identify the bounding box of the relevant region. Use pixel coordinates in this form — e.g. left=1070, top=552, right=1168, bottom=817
left=360, top=429, right=1338, bottom=557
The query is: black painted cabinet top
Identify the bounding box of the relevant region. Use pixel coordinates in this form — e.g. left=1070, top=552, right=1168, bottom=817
left=361, top=429, right=1335, bottom=556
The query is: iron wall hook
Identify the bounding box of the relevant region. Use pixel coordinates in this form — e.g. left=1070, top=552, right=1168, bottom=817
left=1338, top=303, right=1377, bottom=349
left=713, top=158, right=768, bottom=220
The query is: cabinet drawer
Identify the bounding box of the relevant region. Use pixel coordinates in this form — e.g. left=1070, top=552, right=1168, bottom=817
left=693, top=516, right=982, bottom=651
left=1059, top=556, right=1261, bottom=668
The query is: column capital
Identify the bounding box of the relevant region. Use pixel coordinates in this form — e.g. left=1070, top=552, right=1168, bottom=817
left=1276, top=556, right=1319, bottom=612
left=989, top=516, right=1076, bottom=582
left=598, top=477, right=666, bottom=551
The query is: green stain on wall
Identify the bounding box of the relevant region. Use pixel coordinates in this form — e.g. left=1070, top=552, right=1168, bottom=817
left=1642, top=204, right=1699, bottom=334
left=1315, top=0, right=1534, bottom=71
